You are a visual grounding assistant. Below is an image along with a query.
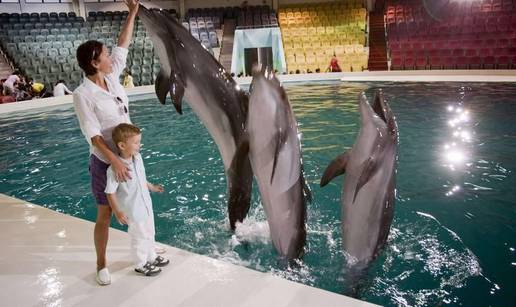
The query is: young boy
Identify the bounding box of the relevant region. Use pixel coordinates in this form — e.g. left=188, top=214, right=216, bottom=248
left=105, top=123, right=169, bottom=276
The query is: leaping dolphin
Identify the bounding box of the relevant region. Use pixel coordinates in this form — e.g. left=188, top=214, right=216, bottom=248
left=320, top=90, right=398, bottom=268
left=235, top=68, right=310, bottom=259
left=138, top=6, right=253, bottom=229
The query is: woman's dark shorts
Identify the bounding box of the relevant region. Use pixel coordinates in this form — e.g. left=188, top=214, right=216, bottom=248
left=89, top=154, right=110, bottom=205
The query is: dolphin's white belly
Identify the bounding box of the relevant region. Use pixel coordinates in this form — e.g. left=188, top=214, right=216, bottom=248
left=184, top=82, right=236, bottom=170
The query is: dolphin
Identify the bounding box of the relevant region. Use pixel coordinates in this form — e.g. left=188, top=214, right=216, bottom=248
left=138, top=6, right=253, bottom=229
left=235, top=68, right=310, bottom=259
left=320, top=90, right=398, bottom=268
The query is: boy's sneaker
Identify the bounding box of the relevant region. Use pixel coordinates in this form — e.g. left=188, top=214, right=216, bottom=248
left=135, top=262, right=161, bottom=276
left=151, top=255, right=170, bottom=267
left=96, top=267, right=111, bottom=286
left=155, top=246, right=167, bottom=254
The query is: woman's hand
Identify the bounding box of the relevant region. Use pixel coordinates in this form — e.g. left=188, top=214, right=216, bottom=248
left=111, top=157, right=131, bottom=182
left=124, top=0, right=140, bottom=15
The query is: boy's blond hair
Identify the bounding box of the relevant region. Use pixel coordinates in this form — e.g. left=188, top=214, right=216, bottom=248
left=112, top=123, right=141, bottom=149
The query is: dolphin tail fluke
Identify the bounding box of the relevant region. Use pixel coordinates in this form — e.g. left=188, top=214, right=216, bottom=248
left=320, top=151, right=350, bottom=187
left=353, top=156, right=379, bottom=203
left=227, top=139, right=253, bottom=230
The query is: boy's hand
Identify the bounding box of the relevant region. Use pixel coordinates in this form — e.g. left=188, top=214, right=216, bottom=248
left=149, top=184, right=164, bottom=193
left=113, top=209, right=128, bottom=225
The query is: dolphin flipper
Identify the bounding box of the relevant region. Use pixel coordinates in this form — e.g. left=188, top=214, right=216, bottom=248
left=227, top=139, right=253, bottom=230
left=353, top=156, right=380, bottom=203
left=320, top=151, right=350, bottom=187
left=155, top=69, right=169, bottom=105
left=169, top=72, right=185, bottom=115
left=270, top=129, right=288, bottom=184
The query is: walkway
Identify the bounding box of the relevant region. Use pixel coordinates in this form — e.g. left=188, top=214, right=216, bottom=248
left=0, top=193, right=375, bottom=306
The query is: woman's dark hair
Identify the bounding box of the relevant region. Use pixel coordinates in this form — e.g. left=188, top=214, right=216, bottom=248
left=55, top=79, right=65, bottom=86
left=76, top=40, right=104, bottom=76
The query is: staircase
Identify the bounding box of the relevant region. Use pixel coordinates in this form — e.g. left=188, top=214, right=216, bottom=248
left=0, top=50, right=13, bottom=79
left=219, top=19, right=236, bottom=72
left=367, top=8, right=389, bottom=71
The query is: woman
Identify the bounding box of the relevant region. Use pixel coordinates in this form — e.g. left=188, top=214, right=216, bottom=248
left=73, top=0, right=139, bottom=286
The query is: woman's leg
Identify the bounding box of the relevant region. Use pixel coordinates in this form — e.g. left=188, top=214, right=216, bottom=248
left=95, top=205, right=112, bottom=270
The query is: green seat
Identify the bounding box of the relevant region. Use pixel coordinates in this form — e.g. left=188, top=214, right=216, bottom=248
left=35, top=35, right=45, bottom=43
left=38, top=64, right=49, bottom=74
left=76, top=34, right=86, bottom=41
left=50, top=28, right=59, bottom=35
left=56, top=56, right=67, bottom=64
left=48, top=48, right=58, bottom=57
left=46, top=34, right=56, bottom=41
left=56, top=34, right=66, bottom=41
left=59, top=48, right=69, bottom=56
left=141, top=65, right=151, bottom=74
left=66, top=34, right=76, bottom=42
left=52, top=41, right=63, bottom=49
left=58, top=72, right=69, bottom=81
left=63, top=41, right=73, bottom=49
left=73, top=40, right=82, bottom=48
left=60, top=28, right=70, bottom=35
left=41, top=41, right=51, bottom=49
left=62, top=63, right=72, bottom=72
left=40, top=29, right=49, bottom=36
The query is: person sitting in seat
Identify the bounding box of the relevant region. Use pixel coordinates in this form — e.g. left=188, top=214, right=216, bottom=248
left=122, top=69, right=134, bottom=89
left=326, top=55, right=342, bottom=72
left=54, top=80, right=73, bottom=97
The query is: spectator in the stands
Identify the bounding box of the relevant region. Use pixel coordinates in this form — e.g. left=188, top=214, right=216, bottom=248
left=2, top=71, right=22, bottom=96
left=122, top=69, right=134, bottom=89
left=26, top=78, right=45, bottom=98
left=326, top=55, right=342, bottom=72
left=54, top=80, right=73, bottom=97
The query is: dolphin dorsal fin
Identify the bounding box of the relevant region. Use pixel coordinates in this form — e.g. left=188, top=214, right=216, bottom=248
left=320, top=151, right=350, bottom=187
left=352, top=156, right=379, bottom=203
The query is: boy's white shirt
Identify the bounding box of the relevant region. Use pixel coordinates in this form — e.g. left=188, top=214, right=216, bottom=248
left=105, top=152, right=153, bottom=223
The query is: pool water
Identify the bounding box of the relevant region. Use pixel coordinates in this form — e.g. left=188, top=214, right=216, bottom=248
left=1, top=82, right=515, bottom=306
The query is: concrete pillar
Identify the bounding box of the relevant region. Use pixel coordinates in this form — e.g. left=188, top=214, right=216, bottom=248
left=75, top=0, right=86, bottom=18
left=179, top=0, right=185, bottom=20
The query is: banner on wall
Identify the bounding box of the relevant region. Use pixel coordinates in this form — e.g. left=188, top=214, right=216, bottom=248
left=231, top=27, right=287, bottom=75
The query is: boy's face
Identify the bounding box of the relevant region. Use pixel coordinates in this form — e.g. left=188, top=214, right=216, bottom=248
left=118, top=133, right=141, bottom=156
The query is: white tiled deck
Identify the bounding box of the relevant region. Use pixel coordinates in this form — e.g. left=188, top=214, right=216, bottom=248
left=0, top=194, right=376, bottom=306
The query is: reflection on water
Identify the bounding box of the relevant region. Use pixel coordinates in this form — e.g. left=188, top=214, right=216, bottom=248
left=1, top=82, right=516, bottom=306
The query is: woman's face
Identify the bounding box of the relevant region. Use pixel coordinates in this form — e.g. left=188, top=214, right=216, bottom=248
left=92, top=46, right=113, bottom=75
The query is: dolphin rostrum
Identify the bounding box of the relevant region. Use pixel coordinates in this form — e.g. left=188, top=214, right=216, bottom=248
left=235, top=68, right=311, bottom=259
left=138, top=6, right=253, bottom=229
left=320, top=90, right=398, bottom=268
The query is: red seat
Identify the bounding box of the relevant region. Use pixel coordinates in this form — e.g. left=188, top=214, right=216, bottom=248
left=415, top=57, right=427, bottom=69
left=483, top=56, right=496, bottom=69
left=456, top=56, right=469, bottom=69
left=498, top=39, right=509, bottom=48
left=391, top=57, right=403, bottom=70
left=497, top=56, right=511, bottom=69
left=404, top=57, right=415, bottom=70
left=479, top=48, right=492, bottom=57
left=429, top=56, right=443, bottom=69
left=440, top=49, right=452, bottom=57
left=443, top=57, right=456, bottom=69
left=469, top=56, right=482, bottom=69
left=453, top=49, right=464, bottom=57
left=465, top=49, right=477, bottom=57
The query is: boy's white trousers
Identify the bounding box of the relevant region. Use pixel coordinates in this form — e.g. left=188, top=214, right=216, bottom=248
left=128, top=213, right=157, bottom=269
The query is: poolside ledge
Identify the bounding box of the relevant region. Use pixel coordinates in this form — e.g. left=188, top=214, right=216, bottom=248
left=0, top=193, right=376, bottom=306
left=1, top=69, right=515, bottom=115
